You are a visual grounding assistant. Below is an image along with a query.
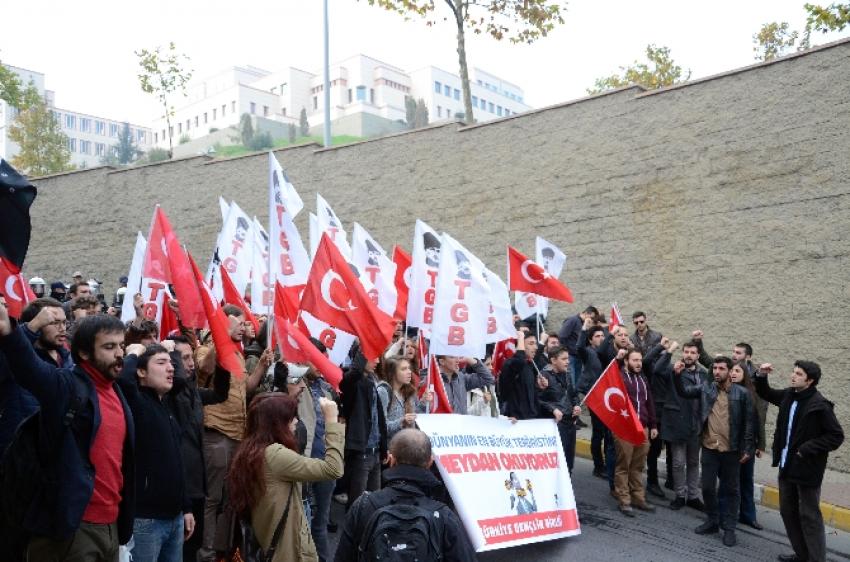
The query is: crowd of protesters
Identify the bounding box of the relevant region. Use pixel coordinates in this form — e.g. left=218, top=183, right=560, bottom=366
left=0, top=275, right=844, bottom=562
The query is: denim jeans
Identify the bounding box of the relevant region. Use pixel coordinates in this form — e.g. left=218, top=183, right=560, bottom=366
left=568, top=354, right=582, bottom=389
left=345, top=449, right=381, bottom=511
left=310, top=479, right=335, bottom=562
left=131, top=514, right=183, bottom=562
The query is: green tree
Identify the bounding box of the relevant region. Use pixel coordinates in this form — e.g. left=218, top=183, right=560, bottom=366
left=248, top=131, right=273, bottom=151
left=802, top=2, right=850, bottom=47
left=588, top=45, right=691, bottom=94
left=363, top=0, right=564, bottom=124
left=299, top=107, right=309, bottom=136
left=414, top=98, right=429, bottom=128
left=110, top=122, right=142, bottom=164
left=239, top=113, right=254, bottom=146
left=287, top=123, right=297, bottom=143
left=9, top=98, right=73, bottom=176
left=135, top=42, right=193, bottom=159
left=753, top=22, right=799, bottom=61
left=405, top=96, right=417, bottom=129
left=145, top=147, right=171, bottom=163
left=0, top=57, right=25, bottom=108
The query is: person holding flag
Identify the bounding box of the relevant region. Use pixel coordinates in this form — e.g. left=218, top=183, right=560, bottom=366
left=500, top=327, right=542, bottom=421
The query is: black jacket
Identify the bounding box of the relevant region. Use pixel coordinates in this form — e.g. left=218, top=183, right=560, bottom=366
left=118, top=354, right=190, bottom=519
left=500, top=350, right=540, bottom=420
left=334, top=464, right=477, bottom=562
left=674, top=374, right=755, bottom=457
left=754, top=377, right=844, bottom=487
left=557, top=314, right=582, bottom=355
left=0, top=325, right=136, bottom=543
left=576, top=330, right=604, bottom=395
left=653, top=353, right=709, bottom=443
left=164, top=352, right=229, bottom=500
left=340, top=363, right=387, bottom=456
left=538, top=365, right=579, bottom=427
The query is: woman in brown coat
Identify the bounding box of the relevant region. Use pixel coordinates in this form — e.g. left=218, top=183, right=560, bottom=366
left=228, top=392, right=344, bottom=561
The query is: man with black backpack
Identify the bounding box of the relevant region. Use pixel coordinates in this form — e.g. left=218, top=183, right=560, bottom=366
left=334, top=428, right=476, bottom=562
left=0, top=302, right=136, bottom=561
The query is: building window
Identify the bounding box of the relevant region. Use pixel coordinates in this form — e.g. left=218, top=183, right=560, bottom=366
left=356, top=85, right=366, bottom=101
left=488, top=102, right=494, bottom=113
left=110, top=123, right=119, bottom=137
left=348, top=89, right=352, bottom=103
left=52, top=111, right=61, bottom=125
left=138, top=129, right=146, bottom=143
left=178, top=123, right=182, bottom=133
left=444, top=85, right=450, bottom=97
left=79, top=118, right=91, bottom=132
left=186, top=119, right=190, bottom=130
left=232, top=101, right=236, bottom=112
left=437, top=106, right=442, bottom=118
left=313, top=96, right=318, bottom=110
left=95, top=142, right=105, bottom=156
left=95, top=121, right=105, bottom=135
left=154, top=133, right=158, bottom=144
left=282, top=107, right=286, bottom=116
left=479, top=98, right=485, bottom=110
left=434, top=81, right=441, bottom=93
left=263, top=105, right=269, bottom=117
left=370, top=88, right=374, bottom=104
left=203, top=112, right=208, bottom=124
left=213, top=108, right=217, bottom=120
left=194, top=116, right=199, bottom=127
left=80, top=140, right=91, bottom=154
left=169, top=126, right=173, bottom=136
left=65, top=114, right=76, bottom=129
left=250, top=102, right=256, bottom=114
left=472, top=95, right=478, bottom=107
left=222, top=104, right=226, bottom=117
left=454, top=88, right=460, bottom=100
left=68, top=138, right=77, bottom=152
left=497, top=106, right=503, bottom=116
left=162, top=129, right=166, bottom=139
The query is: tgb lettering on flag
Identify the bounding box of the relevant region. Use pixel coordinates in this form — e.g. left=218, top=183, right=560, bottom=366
left=140, top=207, right=172, bottom=325
left=315, top=194, right=352, bottom=260
left=249, top=217, right=272, bottom=315
left=583, top=359, right=645, bottom=445
left=273, top=315, right=343, bottom=391
left=483, top=268, right=516, bottom=344
left=269, top=152, right=304, bottom=218
left=121, top=232, right=147, bottom=323
left=300, top=310, right=356, bottom=367
left=391, top=246, right=411, bottom=321
left=429, top=233, right=489, bottom=359
left=406, top=219, right=441, bottom=329
left=351, top=223, right=397, bottom=317
left=215, top=200, right=254, bottom=296
left=269, top=163, right=310, bottom=292
left=514, top=237, right=567, bottom=321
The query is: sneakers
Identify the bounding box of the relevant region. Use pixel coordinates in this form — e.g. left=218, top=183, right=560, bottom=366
left=633, top=502, right=656, bottom=513
left=669, top=497, right=686, bottom=510
left=618, top=504, right=636, bottom=517
left=722, top=529, right=737, bottom=547
left=694, top=520, right=720, bottom=535
left=686, top=498, right=705, bottom=511
left=593, top=468, right=607, bottom=479
left=646, top=482, right=665, bottom=498
left=740, top=518, right=764, bottom=530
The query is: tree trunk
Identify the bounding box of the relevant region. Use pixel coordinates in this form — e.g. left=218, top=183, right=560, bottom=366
left=164, top=102, right=173, bottom=159
left=453, top=2, right=474, bottom=124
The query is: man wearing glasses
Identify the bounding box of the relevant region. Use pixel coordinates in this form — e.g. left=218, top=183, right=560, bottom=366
left=630, top=311, right=662, bottom=356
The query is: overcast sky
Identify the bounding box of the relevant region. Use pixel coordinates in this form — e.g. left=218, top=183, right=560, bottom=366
left=2, top=0, right=847, bottom=126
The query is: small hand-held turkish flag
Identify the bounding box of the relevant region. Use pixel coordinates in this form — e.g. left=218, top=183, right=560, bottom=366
left=0, top=257, right=35, bottom=319
left=272, top=315, right=343, bottom=391
left=220, top=265, right=259, bottom=334
left=583, top=359, right=645, bottom=445
left=609, top=302, right=623, bottom=331
left=159, top=293, right=180, bottom=340
left=420, top=355, right=452, bottom=414
left=391, top=245, right=411, bottom=321
left=300, top=233, right=396, bottom=361
left=189, top=254, right=244, bottom=379
left=154, top=207, right=207, bottom=329
left=491, top=337, right=516, bottom=377
left=507, top=246, right=574, bottom=303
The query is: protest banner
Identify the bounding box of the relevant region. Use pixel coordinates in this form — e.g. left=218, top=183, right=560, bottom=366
left=415, top=415, right=580, bottom=552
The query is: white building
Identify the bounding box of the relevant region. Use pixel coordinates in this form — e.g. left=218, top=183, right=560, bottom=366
left=152, top=54, right=531, bottom=148
left=0, top=64, right=153, bottom=170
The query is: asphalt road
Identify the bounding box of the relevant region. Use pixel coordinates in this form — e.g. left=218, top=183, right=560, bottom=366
left=328, top=456, right=850, bottom=561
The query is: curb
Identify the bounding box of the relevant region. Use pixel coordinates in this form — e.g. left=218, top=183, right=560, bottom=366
left=574, top=437, right=850, bottom=532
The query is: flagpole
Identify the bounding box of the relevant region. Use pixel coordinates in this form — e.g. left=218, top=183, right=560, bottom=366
left=322, top=0, right=331, bottom=148
left=579, top=358, right=618, bottom=408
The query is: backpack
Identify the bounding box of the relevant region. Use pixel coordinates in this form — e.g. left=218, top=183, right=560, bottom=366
left=358, top=493, right=446, bottom=561
left=0, top=375, right=89, bottom=559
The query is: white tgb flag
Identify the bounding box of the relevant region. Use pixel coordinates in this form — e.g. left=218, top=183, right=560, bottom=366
left=269, top=152, right=304, bottom=218
left=351, top=223, right=398, bottom=317
left=269, top=162, right=311, bottom=288
left=315, top=194, right=352, bottom=260
left=249, top=217, right=271, bottom=314
left=429, top=233, right=489, bottom=359
left=483, top=268, right=515, bottom=344
left=216, top=200, right=254, bottom=295
left=121, top=232, right=147, bottom=323
left=300, top=310, right=357, bottom=367
left=514, top=237, right=567, bottom=321
left=406, top=219, right=441, bottom=329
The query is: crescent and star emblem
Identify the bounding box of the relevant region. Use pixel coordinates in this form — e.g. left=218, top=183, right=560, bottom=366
left=603, top=387, right=630, bottom=418
left=5, top=276, right=21, bottom=302
left=320, top=270, right=357, bottom=312
left=520, top=259, right=548, bottom=284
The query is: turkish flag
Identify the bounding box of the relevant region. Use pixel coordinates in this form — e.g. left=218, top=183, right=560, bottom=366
left=159, top=293, right=181, bottom=340
left=609, top=302, right=624, bottom=331
left=491, top=337, right=516, bottom=377
left=220, top=265, right=259, bottom=335
left=0, top=256, right=35, bottom=319
left=391, top=245, right=411, bottom=321
left=583, top=359, right=645, bottom=445
left=507, top=246, right=574, bottom=303
left=189, top=254, right=244, bottom=379
left=420, top=355, right=452, bottom=414
left=152, top=207, right=207, bottom=329
left=416, top=331, right=428, bottom=376
left=300, top=233, right=395, bottom=361
left=272, top=314, right=342, bottom=391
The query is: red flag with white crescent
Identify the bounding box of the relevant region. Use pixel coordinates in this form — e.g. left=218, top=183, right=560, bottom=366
left=272, top=314, right=342, bottom=391
left=609, top=302, right=624, bottom=331
left=507, top=245, right=574, bottom=303
left=0, top=257, right=34, bottom=319
left=583, top=359, right=645, bottom=445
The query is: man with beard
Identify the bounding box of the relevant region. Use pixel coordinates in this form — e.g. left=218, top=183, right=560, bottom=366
left=654, top=340, right=708, bottom=511
left=0, top=304, right=136, bottom=560
left=20, top=298, right=74, bottom=369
